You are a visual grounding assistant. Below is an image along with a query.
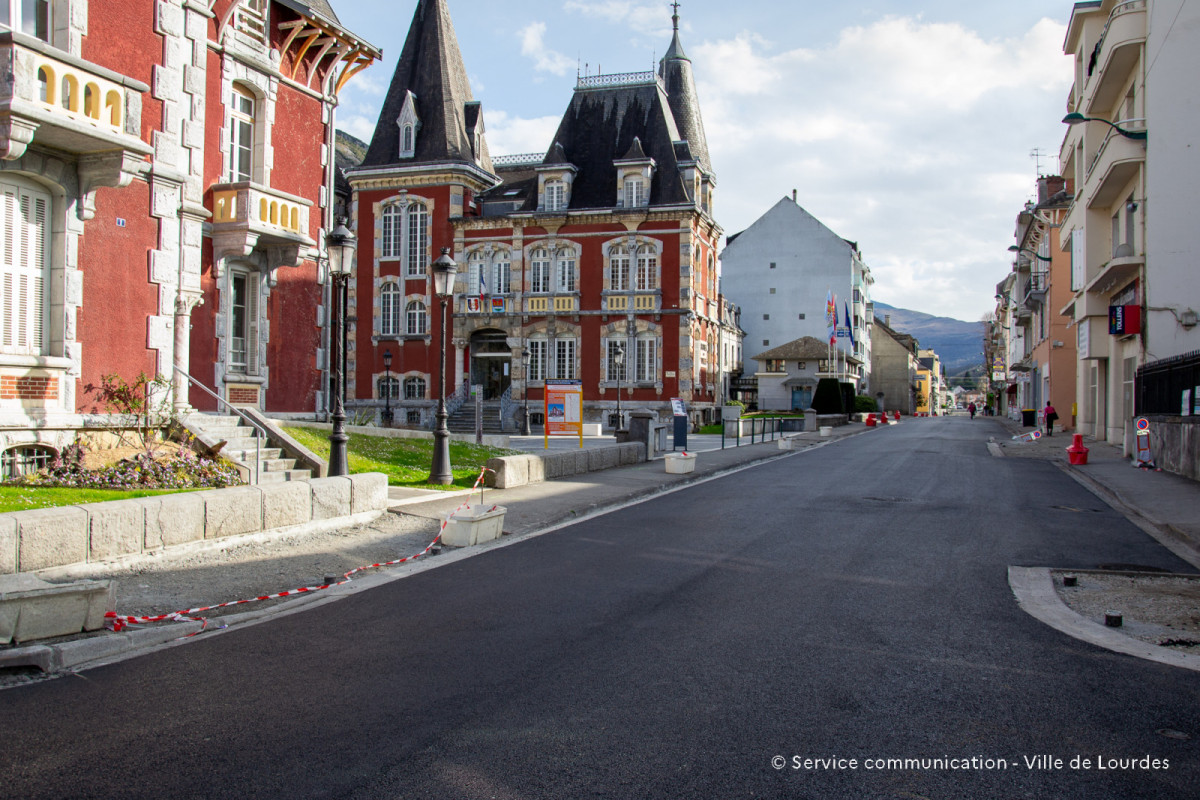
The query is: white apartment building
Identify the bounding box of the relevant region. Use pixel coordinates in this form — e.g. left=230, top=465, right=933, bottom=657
left=720, top=195, right=874, bottom=391
left=1059, top=0, right=1200, bottom=447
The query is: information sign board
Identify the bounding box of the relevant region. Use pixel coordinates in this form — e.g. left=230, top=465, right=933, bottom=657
left=544, top=380, right=583, bottom=448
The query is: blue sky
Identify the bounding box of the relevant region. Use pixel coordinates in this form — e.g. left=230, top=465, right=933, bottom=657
left=331, top=1, right=1075, bottom=323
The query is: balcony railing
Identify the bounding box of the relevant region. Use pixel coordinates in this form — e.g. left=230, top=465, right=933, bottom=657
left=210, top=182, right=313, bottom=247
left=1, top=31, right=150, bottom=167
left=1084, top=0, right=1146, bottom=114
left=577, top=71, right=662, bottom=90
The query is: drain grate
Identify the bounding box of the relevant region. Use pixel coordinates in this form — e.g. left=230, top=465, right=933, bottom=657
left=1159, top=638, right=1200, bottom=649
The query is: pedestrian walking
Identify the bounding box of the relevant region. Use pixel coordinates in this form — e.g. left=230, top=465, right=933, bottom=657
left=1044, top=401, right=1058, bottom=436
left=968, top=402, right=976, bottom=419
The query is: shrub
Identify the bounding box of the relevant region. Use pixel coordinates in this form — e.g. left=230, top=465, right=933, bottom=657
left=853, top=395, right=878, bottom=413
left=811, top=378, right=844, bottom=414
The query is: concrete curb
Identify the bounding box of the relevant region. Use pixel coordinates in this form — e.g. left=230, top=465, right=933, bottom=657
left=1007, top=566, right=1200, bottom=673
left=1054, top=461, right=1200, bottom=571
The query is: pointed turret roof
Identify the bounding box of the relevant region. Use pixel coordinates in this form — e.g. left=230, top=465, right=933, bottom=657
left=360, top=0, right=492, bottom=171
left=658, top=8, right=711, bottom=174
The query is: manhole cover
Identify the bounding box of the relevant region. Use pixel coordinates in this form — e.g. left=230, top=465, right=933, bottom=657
left=1156, top=728, right=1191, bottom=741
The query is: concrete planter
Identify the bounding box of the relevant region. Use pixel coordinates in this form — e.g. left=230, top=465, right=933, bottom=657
left=664, top=452, right=697, bottom=474
left=819, top=426, right=833, bottom=437
left=441, top=504, right=507, bottom=547
left=0, top=574, right=115, bottom=645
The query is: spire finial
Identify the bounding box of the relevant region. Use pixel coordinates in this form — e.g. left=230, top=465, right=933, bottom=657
left=671, top=1, right=680, bottom=32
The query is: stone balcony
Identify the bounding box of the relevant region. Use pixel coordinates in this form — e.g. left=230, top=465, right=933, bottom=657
left=1084, top=0, right=1146, bottom=116
left=0, top=31, right=151, bottom=213
left=209, top=181, right=314, bottom=267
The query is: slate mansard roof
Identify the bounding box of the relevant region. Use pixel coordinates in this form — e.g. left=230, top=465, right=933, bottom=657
left=359, top=0, right=491, bottom=172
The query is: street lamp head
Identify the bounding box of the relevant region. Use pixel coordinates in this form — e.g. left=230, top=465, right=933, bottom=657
left=1062, top=112, right=1087, bottom=126
left=1062, top=111, right=1147, bottom=141
left=383, top=349, right=393, bottom=370
left=521, top=347, right=530, bottom=364
left=432, top=247, right=458, bottom=297
left=326, top=222, right=356, bottom=277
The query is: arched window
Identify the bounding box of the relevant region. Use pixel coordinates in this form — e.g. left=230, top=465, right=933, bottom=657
left=405, top=202, right=427, bottom=275
left=1, top=444, right=56, bottom=480
left=467, top=250, right=487, bottom=297
left=544, top=180, right=566, bottom=211
left=402, top=124, right=414, bottom=154
left=226, top=85, right=256, bottom=183
left=380, top=282, right=401, bottom=336
left=404, top=376, right=427, bottom=400
left=555, top=249, right=575, bottom=293
left=636, top=245, right=657, bottom=291
left=530, top=248, right=551, bottom=293
left=635, top=334, right=658, bottom=383
left=381, top=205, right=402, bottom=259
left=492, top=250, right=511, bottom=294
left=610, top=245, right=630, bottom=291
left=406, top=300, right=427, bottom=335
left=377, top=376, right=399, bottom=399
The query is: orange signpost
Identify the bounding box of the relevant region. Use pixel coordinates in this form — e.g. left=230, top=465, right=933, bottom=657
left=544, top=379, right=583, bottom=449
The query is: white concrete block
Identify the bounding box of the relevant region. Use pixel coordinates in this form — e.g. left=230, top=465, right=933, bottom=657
left=82, top=500, right=145, bottom=562
left=202, top=486, right=263, bottom=539
left=349, top=473, right=388, bottom=514
left=138, top=492, right=206, bottom=550
left=0, top=574, right=115, bottom=645
left=441, top=505, right=506, bottom=547
left=261, top=481, right=313, bottom=529
left=15, top=507, right=89, bottom=573
left=0, top=516, right=16, bottom=575
left=310, top=477, right=352, bottom=520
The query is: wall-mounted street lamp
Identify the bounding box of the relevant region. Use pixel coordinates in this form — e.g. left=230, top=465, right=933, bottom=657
left=612, top=341, right=625, bottom=432
left=1062, top=112, right=1147, bottom=141
left=427, top=247, right=458, bottom=485
left=381, top=348, right=394, bottom=427
left=326, top=222, right=356, bottom=477
left=1007, top=245, right=1053, bottom=263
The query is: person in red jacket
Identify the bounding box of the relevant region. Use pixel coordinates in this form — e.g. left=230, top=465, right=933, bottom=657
left=1044, top=401, right=1059, bottom=436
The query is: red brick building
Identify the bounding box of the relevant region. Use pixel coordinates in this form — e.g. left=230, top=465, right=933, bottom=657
left=347, top=0, right=740, bottom=432
left=0, top=0, right=377, bottom=476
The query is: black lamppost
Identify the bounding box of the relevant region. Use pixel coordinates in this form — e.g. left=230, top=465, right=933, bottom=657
left=427, top=247, right=458, bottom=485
left=381, top=348, right=394, bottom=426
left=613, top=341, right=625, bottom=432
left=521, top=346, right=531, bottom=435
left=326, top=222, right=357, bottom=477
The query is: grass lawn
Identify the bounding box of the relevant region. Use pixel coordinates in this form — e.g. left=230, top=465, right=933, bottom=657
left=283, top=426, right=519, bottom=490
left=0, top=486, right=197, bottom=514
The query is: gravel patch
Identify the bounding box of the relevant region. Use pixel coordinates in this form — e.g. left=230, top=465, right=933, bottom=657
left=1053, top=570, right=1200, bottom=651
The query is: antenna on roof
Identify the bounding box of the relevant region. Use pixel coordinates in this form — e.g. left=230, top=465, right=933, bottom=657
left=1030, top=147, right=1048, bottom=176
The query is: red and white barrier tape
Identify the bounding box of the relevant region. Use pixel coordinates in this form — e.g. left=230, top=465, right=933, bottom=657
left=105, top=467, right=497, bottom=638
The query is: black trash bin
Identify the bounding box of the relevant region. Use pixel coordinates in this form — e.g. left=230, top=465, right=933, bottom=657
left=1021, top=408, right=1036, bottom=427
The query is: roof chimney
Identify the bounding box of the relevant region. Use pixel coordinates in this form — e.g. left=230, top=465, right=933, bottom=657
left=792, top=189, right=797, bottom=203
left=884, top=314, right=891, bottom=327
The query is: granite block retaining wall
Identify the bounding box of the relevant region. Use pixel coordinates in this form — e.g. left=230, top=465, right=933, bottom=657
left=0, top=474, right=389, bottom=576
left=486, top=443, right=645, bottom=489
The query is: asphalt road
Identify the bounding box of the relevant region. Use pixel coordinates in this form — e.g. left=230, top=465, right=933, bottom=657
left=3, top=417, right=1198, bottom=799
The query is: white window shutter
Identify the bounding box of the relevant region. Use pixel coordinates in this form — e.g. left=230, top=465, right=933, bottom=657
left=1, top=181, right=49, bottom=355
left=247, top=275, right=260, bottom=374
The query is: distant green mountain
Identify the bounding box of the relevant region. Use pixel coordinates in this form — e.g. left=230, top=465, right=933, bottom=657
left=875, top=302, right=984, bottom=374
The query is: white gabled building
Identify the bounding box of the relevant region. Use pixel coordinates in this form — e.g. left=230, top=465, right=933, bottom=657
left=720, top=195, right=874, bottom=394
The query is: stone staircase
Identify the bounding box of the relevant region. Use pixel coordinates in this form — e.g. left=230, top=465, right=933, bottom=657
left=445, top=400, right=509, bottom=435
left=183, top=413, right=312, bottom=484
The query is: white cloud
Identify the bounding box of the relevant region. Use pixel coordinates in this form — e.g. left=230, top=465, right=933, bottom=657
left=695, top=16, right=1071, bottom=320
left=520, top=21, right=576, bottom=76
left=338, top=114, right=377, bottom=144
left=484, top=110, right=563, bottom=157
left=563, top=0, right=667, bottom=31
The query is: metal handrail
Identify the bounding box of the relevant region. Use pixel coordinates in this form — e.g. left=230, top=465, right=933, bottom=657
left=445, top=379, right=470, bottom=418
left=499, top=385, right=515, bottom=430
left=174, top=367, right=264, bottom=484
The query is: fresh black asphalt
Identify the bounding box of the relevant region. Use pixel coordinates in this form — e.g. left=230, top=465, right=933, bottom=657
left=2, top=417, right=1198, bottom=799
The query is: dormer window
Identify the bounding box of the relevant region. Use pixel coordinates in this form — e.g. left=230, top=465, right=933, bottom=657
left=545, top=181, right=566, bottom=212
left=397, top=91, right=420, bottom=159
left=624, top=177, right=646, bottom=208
